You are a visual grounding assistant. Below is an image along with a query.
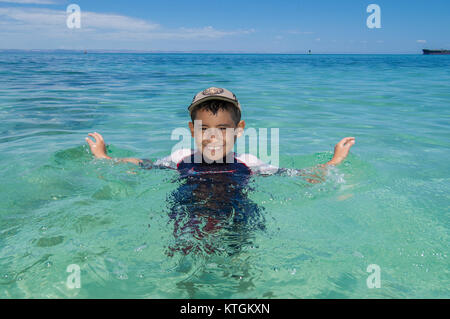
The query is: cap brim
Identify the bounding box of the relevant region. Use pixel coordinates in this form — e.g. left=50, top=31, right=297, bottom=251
left=188, top=96, right=241, bottom=113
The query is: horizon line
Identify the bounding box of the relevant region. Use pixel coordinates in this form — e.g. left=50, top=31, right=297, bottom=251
left=0, top=48, right=430, bottom=55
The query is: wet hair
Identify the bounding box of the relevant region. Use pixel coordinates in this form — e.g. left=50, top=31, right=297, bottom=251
left=190, top=100, right=241, bottom=126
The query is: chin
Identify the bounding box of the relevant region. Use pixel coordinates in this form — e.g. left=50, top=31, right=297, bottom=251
left=202, top=149, right=228, bottom=162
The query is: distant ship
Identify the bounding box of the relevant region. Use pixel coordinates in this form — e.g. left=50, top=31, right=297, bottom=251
left=422, top=49, right=450, bottom=55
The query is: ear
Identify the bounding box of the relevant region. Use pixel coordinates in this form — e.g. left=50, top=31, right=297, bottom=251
left=188, top=122, right=195, bottom=138
left=235, top=120, right=245, bottom=137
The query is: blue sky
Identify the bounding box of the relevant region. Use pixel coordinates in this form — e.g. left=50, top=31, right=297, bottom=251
left=0, top=0, right=449, bottom=53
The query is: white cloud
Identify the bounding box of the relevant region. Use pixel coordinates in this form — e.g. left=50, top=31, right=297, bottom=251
left=287, top=30, right=314, bottom=35
left=173, top=26, right=255, bottom=39
left=0, top=7, right=255, bottom=49
left=416, top=39, right=427, bottom=43
left=0, top=7, right=160, bottom=30
left=83, top=11, right=160, bottom=31
left=0, top=0, right=57, bottom=4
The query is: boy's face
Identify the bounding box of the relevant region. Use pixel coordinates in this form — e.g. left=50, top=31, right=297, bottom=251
left=189, top=108, right=245, bottom=162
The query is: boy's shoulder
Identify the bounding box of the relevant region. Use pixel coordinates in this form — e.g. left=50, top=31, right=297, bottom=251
left=235, top=152, right=279, bottom=175
left=153, top=148, right=194, bottom=169
left=235, top=152, right=265, bottom=166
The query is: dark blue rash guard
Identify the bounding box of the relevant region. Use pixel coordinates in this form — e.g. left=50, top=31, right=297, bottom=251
left=139, top=148, right=279, bottom=175
left=177, top=152, right=252, bottom=177
left=139, top=149, right=274, bottom=256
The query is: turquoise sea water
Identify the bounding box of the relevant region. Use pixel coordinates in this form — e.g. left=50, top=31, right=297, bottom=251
left=0, top=53, right=448, bottom=298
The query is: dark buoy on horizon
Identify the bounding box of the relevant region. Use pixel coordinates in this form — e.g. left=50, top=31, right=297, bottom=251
left=308, top=50, right=311, bottom=54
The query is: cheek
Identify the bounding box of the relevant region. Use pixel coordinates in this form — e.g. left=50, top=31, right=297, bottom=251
left=194, top=134, right=203, bottom=148
left=224, top=132, right=236, bottom=148
left=195, top=129, right=206, bottom=139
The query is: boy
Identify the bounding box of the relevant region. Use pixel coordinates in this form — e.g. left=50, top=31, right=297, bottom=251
left=85, top=87, right=355, bottom=177
left=85, top=87, right=355, bottom=256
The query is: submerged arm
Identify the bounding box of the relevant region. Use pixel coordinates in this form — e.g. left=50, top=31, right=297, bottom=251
left=259, top=137, right=356, bottom=183
left=272, top=165, right=327, bottom=184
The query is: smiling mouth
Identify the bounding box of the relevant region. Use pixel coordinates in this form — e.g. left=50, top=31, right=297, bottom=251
left=205, top=145, right=223, bottom=151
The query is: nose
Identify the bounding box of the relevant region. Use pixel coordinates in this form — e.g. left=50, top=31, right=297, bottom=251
left=208, top=135, right=219, bottom=144
left=204, top=128, right=221, bottom=141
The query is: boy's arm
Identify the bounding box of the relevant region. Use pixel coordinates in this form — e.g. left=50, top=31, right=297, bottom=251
left=85, top=132, right=145, bottom=166
left=257, top=137, right=355, bottom=183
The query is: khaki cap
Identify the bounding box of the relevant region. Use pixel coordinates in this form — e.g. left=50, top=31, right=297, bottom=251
left=188, top=87, right=241, bottom=114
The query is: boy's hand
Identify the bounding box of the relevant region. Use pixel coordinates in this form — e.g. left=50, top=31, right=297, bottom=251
left=327, top=137, right=355, bottom=166
left=85, top=132, right=111, bottom=159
